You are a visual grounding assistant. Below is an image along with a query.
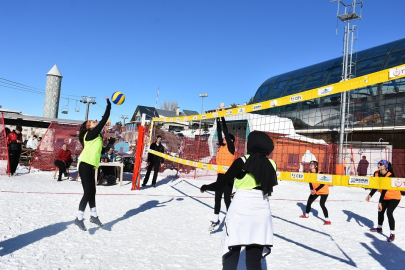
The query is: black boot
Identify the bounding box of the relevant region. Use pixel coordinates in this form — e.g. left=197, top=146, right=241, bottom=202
left=57, top=174, right=62, bottom=181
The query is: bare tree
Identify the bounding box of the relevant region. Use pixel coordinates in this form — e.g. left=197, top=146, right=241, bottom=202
left=160, top=100, right=178, bottom=111
left=170, top=101, right=178, bottom=112
left=230, top=103, right=238, bottom=108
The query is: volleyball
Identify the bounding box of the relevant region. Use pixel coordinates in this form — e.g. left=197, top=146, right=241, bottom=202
left=111, top=92, right=125, bottom=105
left=115, top=155, right=123, bottom=162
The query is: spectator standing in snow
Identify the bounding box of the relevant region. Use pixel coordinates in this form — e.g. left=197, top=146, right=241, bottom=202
left=142, top=135, right=165, bottom=188
left=7, top=125, right=23, bottom=176
left=357, top=156, right=369, bottom=176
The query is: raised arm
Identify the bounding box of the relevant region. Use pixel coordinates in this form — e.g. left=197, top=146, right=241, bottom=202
left=216, top=118, right=224, bottom=146
left=86, top=97, right=111, bottom=141
left=221, top=117, right=235, bottom=154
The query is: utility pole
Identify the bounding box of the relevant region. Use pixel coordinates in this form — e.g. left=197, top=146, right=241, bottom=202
left=80, top=96, right=97, bottom=121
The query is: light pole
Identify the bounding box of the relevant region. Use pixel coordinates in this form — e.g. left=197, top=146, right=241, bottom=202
left=199, top=93, right=208, bottom=133
left=80, top=96, right=97, bottom=121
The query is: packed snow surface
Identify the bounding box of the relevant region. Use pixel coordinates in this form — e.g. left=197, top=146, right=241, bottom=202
left=1, top=166, right=405, bottom=269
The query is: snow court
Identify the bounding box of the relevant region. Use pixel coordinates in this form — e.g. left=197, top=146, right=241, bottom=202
left=1, top=172, right=405, bottom=269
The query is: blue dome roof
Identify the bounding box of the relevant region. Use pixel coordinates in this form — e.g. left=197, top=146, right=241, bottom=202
left=253, top=38, right=405, bottom=103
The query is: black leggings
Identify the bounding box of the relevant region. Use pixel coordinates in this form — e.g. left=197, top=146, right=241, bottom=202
left=214, top=174, right=232, bottom=214
left=306, top=194, right=329, bottom=218
left=78, top=162, right=96, bottom=211
left=378, top=199, right=400, bottom=230
left=222, top=245, right=263, bottom=270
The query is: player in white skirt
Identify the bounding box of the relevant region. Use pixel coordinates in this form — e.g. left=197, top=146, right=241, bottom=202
left=201, top=131, right=278, bottom=270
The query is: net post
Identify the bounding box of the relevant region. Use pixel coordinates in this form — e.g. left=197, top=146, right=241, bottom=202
left=131, top=125, right=145, bottom=190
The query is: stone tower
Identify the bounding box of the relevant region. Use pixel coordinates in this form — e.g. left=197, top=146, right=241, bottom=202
left=43, top=65, right=63, bottom=118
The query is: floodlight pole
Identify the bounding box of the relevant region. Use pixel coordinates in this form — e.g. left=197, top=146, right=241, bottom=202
left=332, top=0, right=363, bottom=170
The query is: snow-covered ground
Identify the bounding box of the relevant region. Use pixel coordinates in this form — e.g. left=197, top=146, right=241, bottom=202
left=1, top=165, right=405, bottom=269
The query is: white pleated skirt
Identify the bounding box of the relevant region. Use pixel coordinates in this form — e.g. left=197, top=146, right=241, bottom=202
left=222, top=189, right=273, bottom=257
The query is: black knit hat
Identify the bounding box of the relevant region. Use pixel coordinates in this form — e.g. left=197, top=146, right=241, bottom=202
left=16, top=126, right=22, bottom=131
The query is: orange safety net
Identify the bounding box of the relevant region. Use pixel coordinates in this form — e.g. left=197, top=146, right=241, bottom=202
left=30, top=122, right=82, bottom=171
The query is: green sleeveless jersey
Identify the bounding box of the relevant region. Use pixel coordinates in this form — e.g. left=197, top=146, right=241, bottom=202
left=79, top=132, right=103, bottom=168
left=234, top=154, right=277, bottom=190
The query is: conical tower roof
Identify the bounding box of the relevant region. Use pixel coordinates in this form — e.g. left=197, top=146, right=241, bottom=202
left=47, top=65, right=63, bottom=77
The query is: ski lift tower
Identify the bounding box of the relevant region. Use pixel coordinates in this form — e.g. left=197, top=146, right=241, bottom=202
left=331, top=0, right=363, bottom=174
left=80, top=96, right=97, bottom=121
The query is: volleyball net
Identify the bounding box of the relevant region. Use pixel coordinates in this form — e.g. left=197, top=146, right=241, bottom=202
left=145, top=64, right=405, bottom=191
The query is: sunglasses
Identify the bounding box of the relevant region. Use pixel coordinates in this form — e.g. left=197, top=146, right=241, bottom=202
left=378, top=162, right=385, bottom=166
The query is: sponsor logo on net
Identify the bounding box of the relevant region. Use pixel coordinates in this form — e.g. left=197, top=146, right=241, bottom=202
left=186, top=160, right=190, bottom=165
left=238, top=108, right=245, bottom=114
left=253, top=104, right=262, bottom=111
left=201, top=115, right=206, bottom=119
left=317, top=174, right=333, bottom=183
left=291, top=172, right=304, bottom=179
left=349, top=176, right=369, bottom=185
left=389, top=66, right=405, bottom=78
left=270, top=100, right=278, bottom=107
left=392, top=178, right=405, bottom=188
left=290, top=95, right=302, bottom=103
left=176, top=118, right=180, bottom=121
left=222, top=166, right=229, bottom=171
left=170, top=118, right=173, bottom=121
left=193, top=162, right=197, bottom=166
left=179, top=159, right=183, bottom=163
left=318, top=86, right=333, bottom=96
left=213, top=112, right=218, bottom=117
left=212, top=165, right=218, bottom=170
left=193, top=116, right=198, bottom=120
left=202, top=164, right=208, bottom=169
left=226, top=110, right=233, bottom=115
left=184, top=117, right=188, bottom=121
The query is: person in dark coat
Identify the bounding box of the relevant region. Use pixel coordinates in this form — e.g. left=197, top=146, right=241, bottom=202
left=142, top=135, right=165, bottom=187
left=7, top=125, right=23, bottom=176
left=357, top=156, right=369, bottom=176
left=54, top=143, right=73, bottom=181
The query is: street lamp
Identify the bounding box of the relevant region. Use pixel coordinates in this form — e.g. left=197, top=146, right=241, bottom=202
left=199, top=93, right=208, bottom=133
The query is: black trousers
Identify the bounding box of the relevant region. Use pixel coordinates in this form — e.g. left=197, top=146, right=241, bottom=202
left=378, top=199, right=400, bottom=230
left=101, top=166, right=115, bottom=176
left=54, top=160, right=66, bottom=178
left=214, top=173, right=233, bottom=214
left=9, top=150, right=21, bottom=174
left=78, top=162, right=96, bottom=212
left=222, top=245, right=263, bottom=270
left=143, top=162, right=160, bottom=185
left=306, top=194, right=329, bottom=218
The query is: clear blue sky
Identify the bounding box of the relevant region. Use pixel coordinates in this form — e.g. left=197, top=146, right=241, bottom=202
left=0, top=0, right=404, bottom=125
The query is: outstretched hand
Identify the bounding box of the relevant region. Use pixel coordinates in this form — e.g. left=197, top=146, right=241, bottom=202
left=105, top=96, right=109, bottom=100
